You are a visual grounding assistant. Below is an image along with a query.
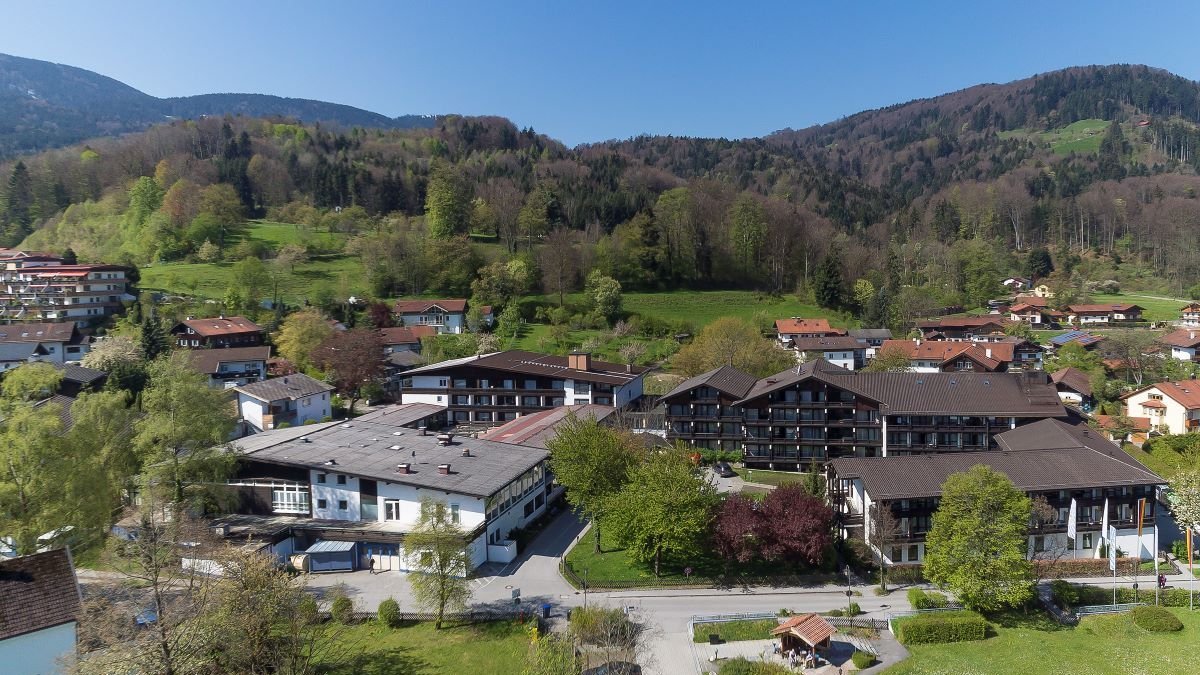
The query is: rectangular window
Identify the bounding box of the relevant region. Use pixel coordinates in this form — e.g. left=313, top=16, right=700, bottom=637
left=337, top=475, right=347, bottom=485
left=907, top=545, right=919, bottom=562
left=524, top=379, right=538, bottom=389
left=317, top=499, right=327, bottom=509
left=271, top=485, right=309, bottom=514
left=1034, top=536, right=1045, bottom=553
left=891, top=547, right=902, bottom=563
left=316, top=473, right=327, bottom=484
left=338, top=500, right=348, bottom=510
left=384, top=499, right=402, bottom=520
left=450, top=504, right=460, bottom=523
left=524, top=500, right=535, bottom=517
left=438, top=379, right=448, bottom=387
left=1082, top=533, right=1093, bottom=549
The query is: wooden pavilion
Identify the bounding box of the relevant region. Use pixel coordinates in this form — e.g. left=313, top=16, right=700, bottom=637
left=770, top=613, right=835, bottom=653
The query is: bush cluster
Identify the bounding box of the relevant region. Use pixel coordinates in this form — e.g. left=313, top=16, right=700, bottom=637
left=1049, top=580, right=1080, bottom=609
left=826, top=602, right=863, bottom=618
left=377, top=598, right=401, bottom=628
left=330, top=595, right=354, bottom=625
left=1073, top=585, right=1195, bottom=608
left=717, top=658, right=791, bottom=675
left=895, top=611, right=989, bottom=645
left=1131, top=605, right=1183, bottom=632
left=851, top=651, right=876, bottom=669
left=907, top=588, right=949, bottom=609
left=1034, top=557, right=1140, bottom=578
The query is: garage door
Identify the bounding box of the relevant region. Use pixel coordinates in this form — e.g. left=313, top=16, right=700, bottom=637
left=305, top=540, right=356, bottom=572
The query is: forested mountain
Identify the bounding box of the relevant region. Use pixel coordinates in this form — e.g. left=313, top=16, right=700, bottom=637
left=5, top=63, right=1200, bottom=328
left=0, top=53, right=435, bottom=157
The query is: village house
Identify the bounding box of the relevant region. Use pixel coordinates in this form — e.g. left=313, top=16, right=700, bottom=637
left=399, top=350, right=646, bottom=426
left=1048, top=330, right=1105, bottom=351
left=877, top=338, right=1042, bottom=373
left=829, top=419, right=1164, bottom=565
left=775, top=318, right=846, bottom=344
left=379, top=326, right=437, bottom=355
left=222, top=404, right=549, bottom=572
left=1120, top=379, right=1200, bottom=435
left=1094, top=414, right=1153, bottom=445
left=1159, top=328, right=1200, bottom=361
left=916, top=316, right=1009, bottom=341
left=1050, top=367, right=1094, bottom=408
left=1001, top=276, right=1032, bottom=291
left=1008, top=296, right=1064, bottom=326
left=847, top=328, right=893, bottom=359
left=235, top=373, right=334, bottom=434
left=0, top=249, right=132, bottom=325
left=171, top=315, right=265, bottom=348
left=790, top=336, right=867, bottom=370
left=188, top=346, right=271, bottom=389
left=0, top=322, right=90, bottom=369
left=1065, top=303, right=1144, bottom=325
left=0, top=549, right=83, bottom=675
left=392, top=299, right=492, bottom=335
left=1180, top=303, right=1200, bottom=328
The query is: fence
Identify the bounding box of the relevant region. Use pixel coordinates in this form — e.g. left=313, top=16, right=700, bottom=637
left=824, top=616, right=889, bottom=631
left=559, top=560, right=838, bottom=591
left=319, top=608, right=528, bottom=624
left=1074, top=602, right=1144, bottom=617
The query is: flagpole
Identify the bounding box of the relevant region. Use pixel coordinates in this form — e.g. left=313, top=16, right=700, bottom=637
left=1189, top=529, right=1194, bottom=612
left=1135, top=498, right=1145, bottom=603
left=1153, top=506, right=1159, bottom=606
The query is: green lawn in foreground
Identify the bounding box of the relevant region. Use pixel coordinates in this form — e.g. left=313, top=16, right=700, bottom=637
left=741, top=469, right=807, bottom=487
left=884, top=608, right=1197, bottom=674
left=693, top=618, right=781, bottom=642
left=318, top=620, right=529, bottom=674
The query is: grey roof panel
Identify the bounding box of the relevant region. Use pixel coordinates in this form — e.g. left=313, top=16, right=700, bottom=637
left=234, top=373, right=333, bottom=402
left=661, top=365, right=758, bottom=401
left=305, top=539, right=356, bottom=553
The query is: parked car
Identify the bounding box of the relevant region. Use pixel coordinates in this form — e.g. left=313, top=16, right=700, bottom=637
left=714, top=461, right=737, bottom=478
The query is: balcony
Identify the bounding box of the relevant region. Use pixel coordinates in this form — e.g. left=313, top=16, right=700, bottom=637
left=263, top=411, right=297, bottom=428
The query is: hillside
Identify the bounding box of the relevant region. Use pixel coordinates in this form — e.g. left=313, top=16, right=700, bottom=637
left=0, top=52, right=435, bottom=157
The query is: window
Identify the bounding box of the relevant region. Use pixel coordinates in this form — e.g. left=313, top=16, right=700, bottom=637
left=338, top=500, right=348, bottom=510
left=891, top=547, right=902, bottom=563
left=384, top=499, right=402, bottom=520
left=450, top=504, right=460, bottom=523
left=271, top=485, right=309, bottom=513
left=573, top=398, right=590, bottom=405
left=907, top=545, right=919, bottom=562
left=336, top=475, right=347, bottom=485
left=524, top=500, right=535, bottom=517
left=438, top=379, right=448, bottom=387
left=1034, top=536, right=1045, bottom=553
left=574, top=381, right=591, bottom=394
left=1082, top=533, right=1093, bottom=549
left=316, top=473, right=327, bottom=484
left=317, top=499, right=328, bottom=509
left=524, top=379, right=538, bottom=389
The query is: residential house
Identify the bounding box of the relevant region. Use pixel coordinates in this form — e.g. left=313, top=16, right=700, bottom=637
left=379, top=326, right=437, bottom=355
left=235, top=373, right=334, bottom=433
left=225, top=404, right=551, bottom=571
left=848, top=328, right=893, bottom=360
left=479, top=404, right=618, bottom=448
left=189, top=346, right=271, bottom=389
left=1008, top=296, right=1064, bottom=326
left=829, top=419, right=1164, bottom=565
left=393, top=299, right=492, bottom=335
left=1050, top=367, right=1094, bottom=408
left=171, top=316, right=264, bottom=348
left=1160, top=329, right=1200, bottom=361
left=790, top=336, right=867, bottom=370
left=1002, top=276, right=1032, bottom=291
left=916, top=316, right=1008, bottom=341
left=876, top=338, right=1042, bottom=373
left=1031, top=284, right=1055, bottom=298
left=1048, top=330, right=1104, bottom=351
left=54, top=363, right=107, bottom=397
left=0, top=549, right=83, bottom=675
left=0, top=253, right=131, bottom=325
left=0, top=342, right=50, bottom=372
left=775, top=318, right=846, bottom=344
left=0, top=322, right=90, bottom=365
left=1065, top=304, right=1144, bottom=325
left=399, top=350, right=647, bottom=425
left=661, top=365, right=760, bottom=454
left=1180, top=303, right=1200, bottom=328
left=1120, top=380, right=1200, bottom=435
left=1094, top=414, right=1153, bottom=445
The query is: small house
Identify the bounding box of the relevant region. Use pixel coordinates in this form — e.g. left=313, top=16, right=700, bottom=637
left=234, top=373, right=334, bottom=433
left=0, top=549, right=83, bottom=674
left=171, top=316, right=264, bottom=348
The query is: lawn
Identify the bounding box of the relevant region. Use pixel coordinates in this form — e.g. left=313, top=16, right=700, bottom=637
left=140, top=253, right=366, bottom=305
left=1091, top=292, right=1185, bottom=323
left=884, top=608, right=1198, bottom=674
left=693, top=618, right=781, bottom=643
left=620, top=291, right=854, bottom=331
left=741, top=469, right=807, bottom=487
left=317, top=619, right=530, bottom=674
left=1000, top=119, right=1110, bottom=156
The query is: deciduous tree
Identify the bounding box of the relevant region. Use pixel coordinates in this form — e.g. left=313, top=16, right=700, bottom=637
left=757, top=485, right=832, bottom=567
left=310, top=328, right=383, bottom=414
left=405, top=498, right=472, bottom=629
left=713, top=494, right=760, bottom=565
left=546, top=417, right=641, bottom=554
left=672, top=317, right=794, bottom=378
left=425, top=163, right=473, bottom=239
left=275, top=309, right=334, bottom=371
left=1168, top=470, right=1200, bottom=532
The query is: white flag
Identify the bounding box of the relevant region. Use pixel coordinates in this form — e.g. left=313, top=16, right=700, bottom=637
left=1067, top=498, right=1077, bottom=541
left=1101, top=497, right=1109, bottom=540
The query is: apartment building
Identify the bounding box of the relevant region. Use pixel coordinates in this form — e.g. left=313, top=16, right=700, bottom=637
left=0, top=258, right=130, bottom=325
left=171, top=316, right=264, bottom=348
left=0, top=322, right=90, bottom=369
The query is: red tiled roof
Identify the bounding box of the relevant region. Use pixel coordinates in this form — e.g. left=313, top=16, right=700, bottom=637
left=394, top=299, right=468, bottom=314
left=176, top=316, right=262, bottom=337
left=879, top=340, right=1004, bottom=370
left=1160, top=329, right=1200, bottom=349
left=1138, top=399, right=1166, bottom=409
left=1122, top=379, right=1200, bottom=409
left=0, top=549, right=82, bottom=640
left=771, top=613, right=836, bottom=647
left=378, top=326, right=437, bottom=345
left=1180, top=303, right=1200, bottom=312
left=1094, top=415, right=1152, bottom=432
left=1013, top=296, right=1049, bottom=308
left=775, top=318, right=845, bottom=336
left=917, top=316, right=1009, bottom=330
left=1067, top=304, right=1143, bottom=314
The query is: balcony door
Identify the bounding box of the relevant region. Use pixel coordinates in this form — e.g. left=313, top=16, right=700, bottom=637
left=360, top=479, right=379, bottom=521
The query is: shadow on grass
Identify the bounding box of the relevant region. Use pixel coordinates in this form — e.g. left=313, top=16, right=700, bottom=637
left=321, top=645, right=431, bottom=675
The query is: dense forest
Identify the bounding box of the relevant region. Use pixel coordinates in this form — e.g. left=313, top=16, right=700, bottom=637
left=5, top=64, right=1200, bottom=328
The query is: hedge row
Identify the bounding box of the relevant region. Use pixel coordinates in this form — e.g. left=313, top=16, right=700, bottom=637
left=895, top=611, right=989, bottom=645
left=1073, top=585, right=1196, bottom=608
left=906, top=589, right=950, bottom=609
left=1033, top=557, right=1141, bottom=579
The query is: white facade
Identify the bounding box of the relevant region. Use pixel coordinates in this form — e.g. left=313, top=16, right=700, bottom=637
left=1170, top=345, right=1197, bottom=361
left=211, top=358, right=267, bottom=388
left=238, top=391, right=331, bottom=433
left=1122, top=387, right=1194, bottom=435
left=401, top=310, right=467, bottom=335
left=0, top=622, right=76, bottom=675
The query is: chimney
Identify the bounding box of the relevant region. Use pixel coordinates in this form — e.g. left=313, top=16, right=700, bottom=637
left=1191, top=331, right=1196, bottom=340
left=437, top=464, right=451, bottom=475
left=396, top=463, right=410, bottom=474
left=915, top=338, right=922, bottom=347
left=462, top=447, right=471, bottom=457
left=626, top=363, right=632, bottom=374
left=568, top=351, right=592, bottom=371
left=985, top=347, right=992, bottom=359
left=418, top=426, right=427, bottom=436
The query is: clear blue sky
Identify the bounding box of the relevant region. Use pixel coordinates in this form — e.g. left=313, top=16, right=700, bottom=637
left=4, top=1, right=1200, bottom=145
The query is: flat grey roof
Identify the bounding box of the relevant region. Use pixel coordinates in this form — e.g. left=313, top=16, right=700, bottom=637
left=354, top=403, right=445, bottom=427
left=305, top=539, right=356, bottom=553
left=233, top=405, right=548, bottom=498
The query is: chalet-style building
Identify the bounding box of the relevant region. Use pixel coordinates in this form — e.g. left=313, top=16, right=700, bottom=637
left=663, top=360, right=1065, bottom=472
left=379, top=326, right=436, bottom=355
left=916, top=316, right=1008, bottom=341
left=224, top=404, right=548, bottom=572
left=790, top=336, right=867, bottom=370
left=1009, top=297, right=1064, bottom=326
left=1065, top=303, right=1144, bottom=325
left=400, top=350, right=647, bottom=425
left=775, top=318, right=846, bottom=344
left=235, top=373, right=334, bottom=434
left=188, top=346, right=271, bottom=389
left=1120, top=379, right=1200, bottom=435
left=876, top=338, right=1042, bottom=373
left=0, top=322, right=90, bottom=368
left=0, top=251, right=131, bottom=325
left=1094, top=414, right=1153, bottom=445
left=829, top=419, right=1164, bottom=565
left=171, top=316, right=264, bottom=348
left=1160, top=329, right=1200, bottom=361
left=1180, top=303, right=1200, bottom=327
left=1050, top=367, right=1094, bottom=408
left=0, top=549, right=83, bottom=674
left=848, top=328, right=893, bottom=359
left=393, top=299, right=492, bottom=335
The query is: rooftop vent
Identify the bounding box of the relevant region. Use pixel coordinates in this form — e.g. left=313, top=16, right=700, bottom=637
left=396, top=463, right=411, bottom=474
left=324, top=459, right=337, bottom=466
left=299, top=436, right=310, bottom=443
left=340, top=423, right=352, bottom=428
left=418, top=426, right=428, bottom=436
left=567, top=351, right=593, bottom=372
left=437, top=464, right=451, bottom=475
left=436, top=433, right=454, bottom=446
left=393, top=431, right=404, bottom=436
left=390, top=445, right=402, bottom=451
left=462, top=447, right=471, bottom=457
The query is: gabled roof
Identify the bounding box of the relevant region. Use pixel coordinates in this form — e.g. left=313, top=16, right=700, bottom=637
left=378, top=326, right=437, bottom=346
left=394, top=298, right=468, bottom=314
left=1160, top=329, right=1200, bottom=349
left=734, top=360, right=864, bottom=405
left=0, top=342, right=47, bottom=361
left=774, top=318, right=845, bottom=335
left=0, top=322, right=78, bottom=344
left=478, top=404, right=618, bottom=448
left=402, top=350, right=647, bottom=386
left=1094, top=415, right=1152, bottom=432
left=0, top=549, right=82, bottom=640
left=917, top=316, right=1009, bottom=330
left=1049, top=331, right=1104, bottom=348
left=830, top=420, right=1163, bottom=500
left=789, top=336, right=866, bottom=352
left=661, top=365, right=759, bottom=401
left=1067, top=304, right=1144, bottom=314
left=878, top=340, right=1004, bottom=370
left=234, top=373, right=333, bottom=403
left=174, top=316, right=262, bottom=337
left=1050, top=367, right=1093, bottom=397
left=1010, top=303, right=1063, bottom=316
left=1013, top=296, right=1050, bottom=308
left=188, top=346, right=272, bottom=375
left=1180, top=303, right=1200, bottom=312
left=848, top=328, right=893, bottom=340
left=1120, top=379, right=1200, bottom=410
left=771, top=613, right=836, bottom=647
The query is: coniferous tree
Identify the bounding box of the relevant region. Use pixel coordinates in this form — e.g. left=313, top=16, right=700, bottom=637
left=814, top=246, right=846, bottom=310
left=140, top=315, right=169, bottom=361
left=2, top=161, right=34, bottom=245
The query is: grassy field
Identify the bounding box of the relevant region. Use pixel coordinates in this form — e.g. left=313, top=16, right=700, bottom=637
left=741, top=469, right=807, bottom=487
left=620, top=291, right=853, bottom=330
left=318, top=620, right=529, bottom=674
left=140, top=253, right=366, bottom=305
left=884, top=608, right=1197, bottom=675
left=693, top=618, right=781, bottom=643
left=1000, top=119, right=1110, bottom=155
left=1092, top=293, right=1185, bottom=323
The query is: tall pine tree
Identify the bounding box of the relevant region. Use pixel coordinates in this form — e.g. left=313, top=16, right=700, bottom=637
left=814, top=246, right=846, bottom=310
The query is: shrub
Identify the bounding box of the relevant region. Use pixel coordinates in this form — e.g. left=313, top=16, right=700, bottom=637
left=907, top=588, right=949, bottom=609
left=895, top=611, right=989, bottom=645
left=848, top=602, right=862, bottom=616
left=1172, top=539, right=1197, bottom=561
left=377, top=598, right=401, bottom=628
left=330, top=595, right=354, bottom=624
left=888, top=564, right=926, bottom=584
left=717, top=659, right=790, bottom=675
left=1131, top=606, right=1183, bottom=632
left=1050, top=580, right=1080, bottom=609
left=851, top=651, right=876, bottom=669
left=297, top=595, right=319, bottom=624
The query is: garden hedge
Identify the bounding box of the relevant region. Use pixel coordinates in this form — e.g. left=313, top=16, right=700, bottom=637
left=1131, top=606, right=1183, bottom=632
left=906, top=588, right=949, bottom=609
left=895, top=611, right=989, bottom=645
left=851, top=651, right=876, bottom=669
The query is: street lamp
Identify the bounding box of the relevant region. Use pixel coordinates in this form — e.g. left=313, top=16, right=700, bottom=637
left=583, top=568, right=589, bottom=608
left=844, top=565, right=853, bottom=615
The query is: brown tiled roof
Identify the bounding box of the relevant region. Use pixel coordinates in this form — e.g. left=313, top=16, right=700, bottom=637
left=1014, top=296, right=1050, bottom=308
left=771, top=613, right=836, bottom=647
left=188, top=346, right=272, bottom=375
left=378, top=326, right=437, bottom=346
left=916, top=316, right=1009, bottom=330
left=394, top=299, right=468, bottom=314
left=1050, top=367, right=1093, bottom=397
left=234, top=373, right=333, bottom=402
left=661, top=365, right=759, bottom=401
left=0, top=322, right=78, bottom=344
left=1160, top=329, right=1200, bottom=349
left=1094, top=415, right=1152, bottom=432
left=830, top=420, right=1163, bottom=500
left=403, top=350, right=646, bottom=386
left=775, top=318, right=845, bottom=335
left=1121, top=379, right=1200, bottom=409
left=1180, top=303, right=1200, bottom=312
left=879, top=340, right=1002, bottom=370
left=0, top=549, right=82, bottom=640
left=479, top=404, right=618, bottom=448
left=789, top=336, right=865, bottom=352
left=1067, top=304, right=1143, bottom=314
left=176, top=316, right=262, bottom=337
